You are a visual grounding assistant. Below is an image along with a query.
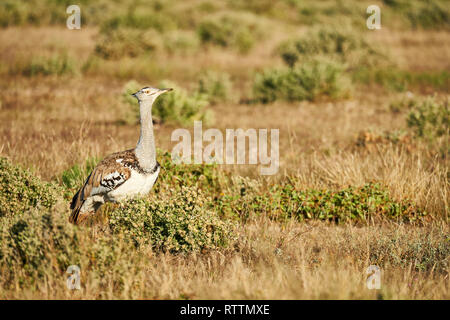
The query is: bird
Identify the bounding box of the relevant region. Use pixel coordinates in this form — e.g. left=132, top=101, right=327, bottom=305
left=69, top=86, right=172, bottom=225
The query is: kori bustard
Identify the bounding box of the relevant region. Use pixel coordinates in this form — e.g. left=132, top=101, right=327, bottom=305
left=69, top=86, right=172, bottom=225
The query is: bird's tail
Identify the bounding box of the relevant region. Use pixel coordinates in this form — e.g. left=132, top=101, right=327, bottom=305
left=69, top=189, right=84, bottom=225
left=69, top=205, right=83, bottom=225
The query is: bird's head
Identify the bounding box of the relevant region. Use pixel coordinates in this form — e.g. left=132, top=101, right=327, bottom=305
left=132, top=86, right=173, bottom=102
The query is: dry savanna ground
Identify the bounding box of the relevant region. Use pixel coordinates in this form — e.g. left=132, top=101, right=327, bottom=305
left=0, top=0, right=448, bottom=299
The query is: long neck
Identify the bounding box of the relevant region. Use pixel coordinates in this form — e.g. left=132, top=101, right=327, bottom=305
left=135, top=99, right=157, bottom=170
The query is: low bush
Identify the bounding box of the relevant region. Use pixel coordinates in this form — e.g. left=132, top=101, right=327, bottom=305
left=217, top=179, right=427, bottom=223
left=353, top=68, right=450, bottom=92
left=61, top=157, right=100, bottom=199
left=197, top=71, right=233, bottom=104
left=0, top=207, right=145, bottom=292
left=388, top=93, right=417, bottom=113
left=253, top=59, right=352, bottom=103
left=407, top=97, right=449, bottom=141
left=109, top=187, right=236, bottom=252
left=121, top=80, right=213, bottom=126
left=101, top=12, right=177, bottom=33
left=154, top=80, right=212, bottom=125
left=277, top=27, right=386, bottom=68
left=197, top=13, right=263, bottom=53
left=20, top=54, right=77, bottom=76
left=163, top=31, right=200, bottom=55
left=0, top=209, right=80, bottom=282
left=155, top=149, right=227, bottom=196
left=95, top=29, right=162, bottom=60
left=0, top=0, right=66, bottom=27
left=0, top=157, right=61, bottom=217
left=383, top=0, right=450, bottom=30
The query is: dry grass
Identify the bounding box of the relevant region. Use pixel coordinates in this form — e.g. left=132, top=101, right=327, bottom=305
left=0, top=3, right=449, bottom=300
left=2, top=218, right=448, bottom=300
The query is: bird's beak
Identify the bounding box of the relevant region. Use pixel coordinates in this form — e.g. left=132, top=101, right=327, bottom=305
left=161, top=88, right=173, bottom=93
left=131, top=92, right=138, bottom=98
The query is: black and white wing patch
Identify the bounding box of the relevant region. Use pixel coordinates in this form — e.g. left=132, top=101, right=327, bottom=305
left=70, top=159, right=132, bottom=211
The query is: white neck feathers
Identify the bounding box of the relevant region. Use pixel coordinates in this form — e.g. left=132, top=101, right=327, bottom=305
left=135, top=98, right=157, bottom=171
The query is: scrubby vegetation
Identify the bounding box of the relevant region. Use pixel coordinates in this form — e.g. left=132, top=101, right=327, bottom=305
left=100, top=11, right=178, bottom=33
left=60, top=156, right=100, bottom=199
left=383, top=0, right=450, bottom=30
left=407, top=97, right=449, bottom=141
left=122, top=80, right=212, bottom=126
left=0, top=206, right=156, bottom=294
left=353, top=68, right=450, bottom=92
left=0, top=158, right=61, bottom=217
left=0, top=0, right=448, bottom=300
left=150, top=151, right=427, bottom=224
left=386, top=95, right=449, bottom=154
left=0, top=208, right=80, bottom=282
left=197, top=13, right=263, bottom=53
left=95, top=29, right=162, bottom=60
left=109, top=187, right=236, bottom=252
left=277, top=27, right=387, bottom=68
left=17, top=54, right=77, bottom=77
left=197, top=71, right=234, bottom=105
left=154, top=80, right=213, bottom=125
left=217, top=179, right=426, bottom=223
left=0, top=147, right=444, bottom=298
left=253, top=59, right=352, bottom=103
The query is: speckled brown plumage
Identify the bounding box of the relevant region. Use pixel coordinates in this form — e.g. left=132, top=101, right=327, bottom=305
left=69, top=149, right=160, bottom=224
left=69, top=86, right=170, bottom=225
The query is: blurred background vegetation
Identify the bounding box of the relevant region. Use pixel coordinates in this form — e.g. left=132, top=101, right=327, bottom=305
left=0, top=0, right=448, bottom=299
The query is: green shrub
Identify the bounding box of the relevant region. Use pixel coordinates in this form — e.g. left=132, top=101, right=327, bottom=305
left=277, top=27, right=386, bottom=68
left=294, top=1, right=363, bottom=25
left=277, top=183, right=426, bottom=223
left=353, top=68, right=450, bottom=92
left=21, top=54, right=77, bottom=76
left=0, top=157, right=61, bottom=217
left=109, top=187, right=236, bottom=252
left=197, top=13, right=262, bottom=53
left=0, top=209, right=80, bottom=281
left=383, top=0, right=450, bottom=29
left=101, top=12, right=177, bottom=33
left=406, top=2, right=449, bottom=29
left=197, top=71, right=233, bottom=104
left=155, top=149, right=229, bottom=197
left=215, top=176, right=265, bottom=221
left=154, top=80, right=213, bottom=125
left=61, top=156, right=100, bottom=198
left=253, top=59, right=352, bottom=103
left=228, top=0, right=281, bottom=14
left=227, top=0, right=346, bottom=24
left=121, top=80, right=213, bottom=126
left=0, top=0, right=168, bottom=28
left=0, top=207, right=142, bottom=291
left=95, top=29, right=162, bottom=60
left=407, top=97, right=449, bottom=141
left=217, top=179, right=427, bottom=223
left=389, top=93, right=417, bottom=113
left=0, top=0, right=67, bottom=27
left=163, top=30, right=200, bottom=55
